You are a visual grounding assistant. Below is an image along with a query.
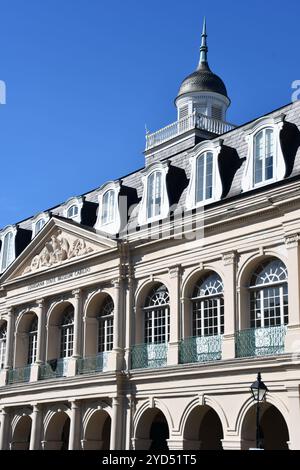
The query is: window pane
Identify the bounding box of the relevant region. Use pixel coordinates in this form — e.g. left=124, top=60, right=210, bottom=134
left=102, top=190, right=116, bottom=225
left=147, top=172, right=162, bottom=219
left=1, top=232, right=14, bottom=271
left=196, top=152, right=213, bottom=203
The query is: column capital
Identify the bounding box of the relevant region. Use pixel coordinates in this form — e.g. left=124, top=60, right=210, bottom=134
left=169, top=265, right=182, bottom=279
left=69, top=399, right=80, bottom=409
left=72, top=289, right=81, bottom=299
left=7, top=307, right=14, bottom=316
left=36, top=298, right=45, bottom=308
left=111, top=279, right=121, bottom=289
left=285, top=234, right=299, bottom=249
left=222, top=251, right=238, bottom=266
left=31, top=403, right=42, bottom=413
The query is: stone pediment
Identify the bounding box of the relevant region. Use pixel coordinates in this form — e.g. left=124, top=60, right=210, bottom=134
left=3, top=217, right=118, bottom=282
left=23, top=229, right=94, bottom=274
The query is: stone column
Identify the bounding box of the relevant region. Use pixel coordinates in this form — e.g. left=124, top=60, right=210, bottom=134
left=110, top=397, right=123, bottom=450
left=29, top=404, right=42, bottom=450
left=109, top=279, right=123, bottom=371
left=167, top=266, right=181, bottom=366
left=125, top=276, right=134, bottom=371
left=285, top=235, right=300, bottom=353
left=4, top=308, right=15, bottom=370
left=0, top=408, right=9, bottom=450
left=287, top=386, right=300, bottom=450
left=221, top=252, right=237, bottom=360
left=68, top=290, right=82, bottom=376
left=68, top=400, right=80, bottom=450
left=31, top=300, right=46, bottom=382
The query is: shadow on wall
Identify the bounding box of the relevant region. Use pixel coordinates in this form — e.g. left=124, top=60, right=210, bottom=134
left=280, top=122, right=300, bottom=178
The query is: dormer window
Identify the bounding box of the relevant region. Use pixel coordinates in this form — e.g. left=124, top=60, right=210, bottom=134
left=196, top=151, right=213, bottom=203
left=0, top=226, right=17, bottom=273
left=67, top=205, right=79, bottom=219
left=95, top=182, right=121, bottom=235
left=63, top=197, right=83, bottom=223
left=101, top=190, right=116, bottom=225
left=32, top=212, right=50, bottom=238
left=242, top=115, right=286, bottom=193
left=147, top=171, right=163, bottom=219
left=185, top=142, right=223, bottom=210
left=254, top=128, right=274, bottom=185
left=138, top=161, right=170, bottom=226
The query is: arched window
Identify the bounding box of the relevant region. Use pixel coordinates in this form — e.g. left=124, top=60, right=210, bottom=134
left=1, top=231, right=14, bottom=271
left=196, top=152, right=213, bottom=204
left=98, top=297, right=114, bottom=352
left=60, top=306, right=74, bottom=358
left=35, top=218, right=46, bottom=234
left=147, top=172, right=163, bottom=219
left=254, top=128, right=274, bottom=185
left=101, top=190, right=116, bottom=225
left=0, top=323, right=7, bottom=369
left=67, top=205, right=79, bottom=219
left=250, top=258, right=288, bottom=328
left=144, top=284, right=170, bottom=344
left=192, top=272, right=224, bottom=337
left=27, top=317, right=38, bottom=365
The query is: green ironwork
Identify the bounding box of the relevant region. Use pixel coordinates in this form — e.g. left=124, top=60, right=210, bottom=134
left=131, top=343, right=168, bottom=369
left=179, top=335, right=222, bottom=364
left=8, top=365, right=31, bottom=384
left=236, top=325, right=287, bottom=358
left=77, top=353, right=108, bottom=375
left=39, top=358, right=68, bottom=380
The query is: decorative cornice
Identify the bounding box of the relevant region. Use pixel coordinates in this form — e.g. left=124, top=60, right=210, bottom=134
left=285, top=234, right=299, bottom=249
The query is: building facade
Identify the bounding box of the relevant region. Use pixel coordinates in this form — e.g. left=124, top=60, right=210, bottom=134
left=0, top=21, right=300, bottom=451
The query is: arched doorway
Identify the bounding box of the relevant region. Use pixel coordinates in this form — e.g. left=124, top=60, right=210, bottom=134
left=241, top=402, right=289, bottom=450
left=135, top=408, right=169, bottom=450
left=183, top=405, right=223, bottom=450
left=82, top=410, right=111, bottom=450
left=11, top=415, right=32, bottom=450
left=44, top=412, right=70, bottom=450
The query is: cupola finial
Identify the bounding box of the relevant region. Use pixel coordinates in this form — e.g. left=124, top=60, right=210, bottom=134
left=198, top=17, right=209, bottom=70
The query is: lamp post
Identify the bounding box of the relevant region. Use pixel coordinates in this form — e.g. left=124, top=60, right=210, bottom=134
left=250, top=372, right=268, bottom=450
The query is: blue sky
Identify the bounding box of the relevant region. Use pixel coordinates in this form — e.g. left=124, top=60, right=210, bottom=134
left=0, top=0, right=299, bottom=228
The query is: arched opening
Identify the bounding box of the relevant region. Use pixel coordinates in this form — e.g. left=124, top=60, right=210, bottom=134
left=84, top=293, right=114, bottom=358
left=44, top=412, right=70, bottom=450
left=135, top=408, right=169, bottom=450
left=82, top=410, right=111, bottom=450
left=183, top=405, right=224, bottom=450
left=11, top=415, right=32, bottom=450
left=237, top=257, right=288, bottom=358
left=241, top=402, right=289, bottom=450
left=15, top=312, right=38, bottom=368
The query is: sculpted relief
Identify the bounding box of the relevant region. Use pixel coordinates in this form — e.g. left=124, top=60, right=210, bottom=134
left=23, top=230, right=94, bottom=274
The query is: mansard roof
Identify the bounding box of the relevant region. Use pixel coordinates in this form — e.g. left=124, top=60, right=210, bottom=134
left=1, top=100, right=300, bottom=262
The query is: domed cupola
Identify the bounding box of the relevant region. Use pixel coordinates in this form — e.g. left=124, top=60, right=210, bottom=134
left=175, top=19, right=231, bottom=122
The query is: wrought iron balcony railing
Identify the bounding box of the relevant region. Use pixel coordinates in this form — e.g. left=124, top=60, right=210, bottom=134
left=39, top=358, right=69, bottom=380
left=131, top=343, right=168, bottom=370
left=179, top=335, right=222, bottom=364
left=77, top=352, right=108, bottom=375
left=236, top=325, right=287, bottom=358
left=8, top=365, right=31, bottom=384
left=145, top=112, right=235, bottom=150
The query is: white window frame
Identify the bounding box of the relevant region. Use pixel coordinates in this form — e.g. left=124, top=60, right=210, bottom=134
left=242, top=114, right=286, bottom=192
left=63, top=197, right=83, bottom=223
left=138, top=161, right=170, bottom=226
left=97, top=298, right=114, bottom=353
left=31, top=212, right=50, bottom=238
left=0, top=225, right=17, bottom=273
left=27, top=317, right=38, bottom=365
left=94, top=181, right=121, bottom=234
left=0, top=323, right=7, bottom=369
left=186, top=140, right=223, bottom=210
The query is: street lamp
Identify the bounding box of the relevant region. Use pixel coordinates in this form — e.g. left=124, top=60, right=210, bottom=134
left=250, top=372, right=268, bottom=450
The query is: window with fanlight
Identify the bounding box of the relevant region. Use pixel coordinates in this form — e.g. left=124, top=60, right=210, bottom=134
left=195, top=152, right=214, bottom=204
left=101, top=190, right=116, bottom=226
left=98, top=297, right=114, bottom=353
left=147, top=171, right=163, bottom=220
left=254, top=128, right=274, bottom=186
left=249, top=258, right=288, bottom=328
left=60, top=306, right=74, bottom=358
left=191, top=272, right=224, bottom=337
left=67, top=205, right=79, bottom=219
left=0, top=323, right=7, bottom=369
left=144, top=284, right=170, bottom=345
